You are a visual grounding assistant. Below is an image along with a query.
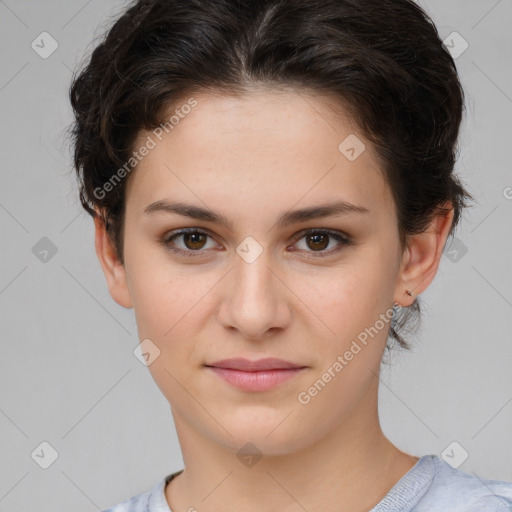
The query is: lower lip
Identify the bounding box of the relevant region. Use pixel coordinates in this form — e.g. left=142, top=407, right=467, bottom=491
left=207, top=367, right=305, bottom=391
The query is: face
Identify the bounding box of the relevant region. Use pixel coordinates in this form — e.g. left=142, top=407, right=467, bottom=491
left=101, top=89, right=412, bottom=455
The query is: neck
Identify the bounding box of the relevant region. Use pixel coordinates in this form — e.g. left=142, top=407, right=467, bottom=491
left=165, top=382, right=419, bottom=512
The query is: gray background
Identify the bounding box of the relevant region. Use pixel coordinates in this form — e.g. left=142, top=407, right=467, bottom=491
left=0, top=0, right=511, bottom=510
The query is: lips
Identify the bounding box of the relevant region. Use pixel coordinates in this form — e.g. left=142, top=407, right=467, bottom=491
left=205, top=358, right=308, bottom=391
left=205, top=357, right=306, bottom=371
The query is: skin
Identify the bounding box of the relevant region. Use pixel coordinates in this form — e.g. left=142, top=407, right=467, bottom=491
left=94, top=88, right=454, bottom=512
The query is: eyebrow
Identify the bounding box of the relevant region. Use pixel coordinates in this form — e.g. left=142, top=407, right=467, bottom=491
left=143, top=199, right=369, bottom=229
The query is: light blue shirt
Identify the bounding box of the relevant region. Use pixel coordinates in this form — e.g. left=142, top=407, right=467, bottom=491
left=102, top=454, right=512, bottom=511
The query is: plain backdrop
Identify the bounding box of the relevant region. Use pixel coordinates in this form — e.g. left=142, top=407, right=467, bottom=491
left=0, top=0, right=511, bottom=510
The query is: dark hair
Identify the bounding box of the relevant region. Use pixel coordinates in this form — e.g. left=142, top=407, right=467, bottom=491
left=67, top=0, right=474, bottom=351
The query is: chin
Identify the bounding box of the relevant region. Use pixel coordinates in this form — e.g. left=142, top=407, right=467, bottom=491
left=212, top=419, right=319, bottom=459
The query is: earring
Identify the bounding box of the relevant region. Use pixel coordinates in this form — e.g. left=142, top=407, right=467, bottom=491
left=394, top=290, right=414, bottom=309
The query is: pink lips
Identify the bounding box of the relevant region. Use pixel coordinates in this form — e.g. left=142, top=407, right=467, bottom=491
left=205, top=358, right=307, bottom=392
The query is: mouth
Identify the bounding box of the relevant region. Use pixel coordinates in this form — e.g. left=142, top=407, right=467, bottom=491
left=206, top=357, right=305, bottom=371
left=204, top=358, right=307, bottom=392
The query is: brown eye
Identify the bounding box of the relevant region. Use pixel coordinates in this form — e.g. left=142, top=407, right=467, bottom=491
left=293, top=229, right=352, bottom=257
left=305, top=232, right=329, bottom=251
left=182, top=232, right=208, bottom=250
left=162, top=229, right=217, bottom=257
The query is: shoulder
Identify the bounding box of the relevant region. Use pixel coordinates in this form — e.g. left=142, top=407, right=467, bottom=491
left=415, top=455, right=512, bottom=511
left=100, top=471, right=176, bottom=512
left=101, top=487, right=150, bottom=512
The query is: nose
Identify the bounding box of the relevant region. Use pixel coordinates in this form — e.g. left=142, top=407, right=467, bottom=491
left=217, top=248, right=292, bottom=342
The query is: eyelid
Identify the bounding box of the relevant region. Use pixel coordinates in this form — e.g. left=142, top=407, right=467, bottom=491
left=162, top=227, right=220, bottom=257
left=161, top=227, right=352, bottom=258
left=292, top=227, right=351, bottom=244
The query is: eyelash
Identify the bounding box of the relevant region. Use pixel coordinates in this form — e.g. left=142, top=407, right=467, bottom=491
left=161, top=227, right=352, bottom=258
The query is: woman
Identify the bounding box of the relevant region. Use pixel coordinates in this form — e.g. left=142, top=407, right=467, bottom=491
left=68, top=0, right=512, bottom=510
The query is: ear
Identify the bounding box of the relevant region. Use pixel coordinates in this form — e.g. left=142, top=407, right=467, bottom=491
left=93, top=209, right=133, bottom=309
left=393, top=202, right=454, bottom=307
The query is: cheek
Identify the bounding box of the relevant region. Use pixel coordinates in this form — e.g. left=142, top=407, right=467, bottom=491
left=124, top=236, right=198, bottom=335
left=292, top=260, right=391, bottom=339
left=130, top=269, right=200, bottom=340
left=292, top=269, right=391, bottom=418
left=125, top=257, right=207, bottom=401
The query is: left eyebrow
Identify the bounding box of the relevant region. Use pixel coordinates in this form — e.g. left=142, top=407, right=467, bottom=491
left=143, top=199, right=369, bottom=230
left=275, top=200, right=369, bottom=228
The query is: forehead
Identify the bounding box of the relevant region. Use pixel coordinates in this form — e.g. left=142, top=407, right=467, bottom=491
left=126, top=89, right=393, bottom=222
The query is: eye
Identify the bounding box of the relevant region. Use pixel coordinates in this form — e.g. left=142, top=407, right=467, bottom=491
left=162, top=228, right=218, bottom=258
left=161, top=227, right=352, bottom=258
left=290, top=228, right=352, bottom=257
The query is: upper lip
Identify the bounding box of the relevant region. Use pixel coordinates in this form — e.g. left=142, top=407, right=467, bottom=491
left=206, top=358, right=306, bottom=371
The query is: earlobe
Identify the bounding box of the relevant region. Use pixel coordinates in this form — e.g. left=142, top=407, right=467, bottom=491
left=394, top=203, right=454, bottom=306
left=93, top=211, right=133, bottom=309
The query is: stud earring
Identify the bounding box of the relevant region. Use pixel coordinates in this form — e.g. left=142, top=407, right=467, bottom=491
left=394, top=290, right=415, bottom=309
